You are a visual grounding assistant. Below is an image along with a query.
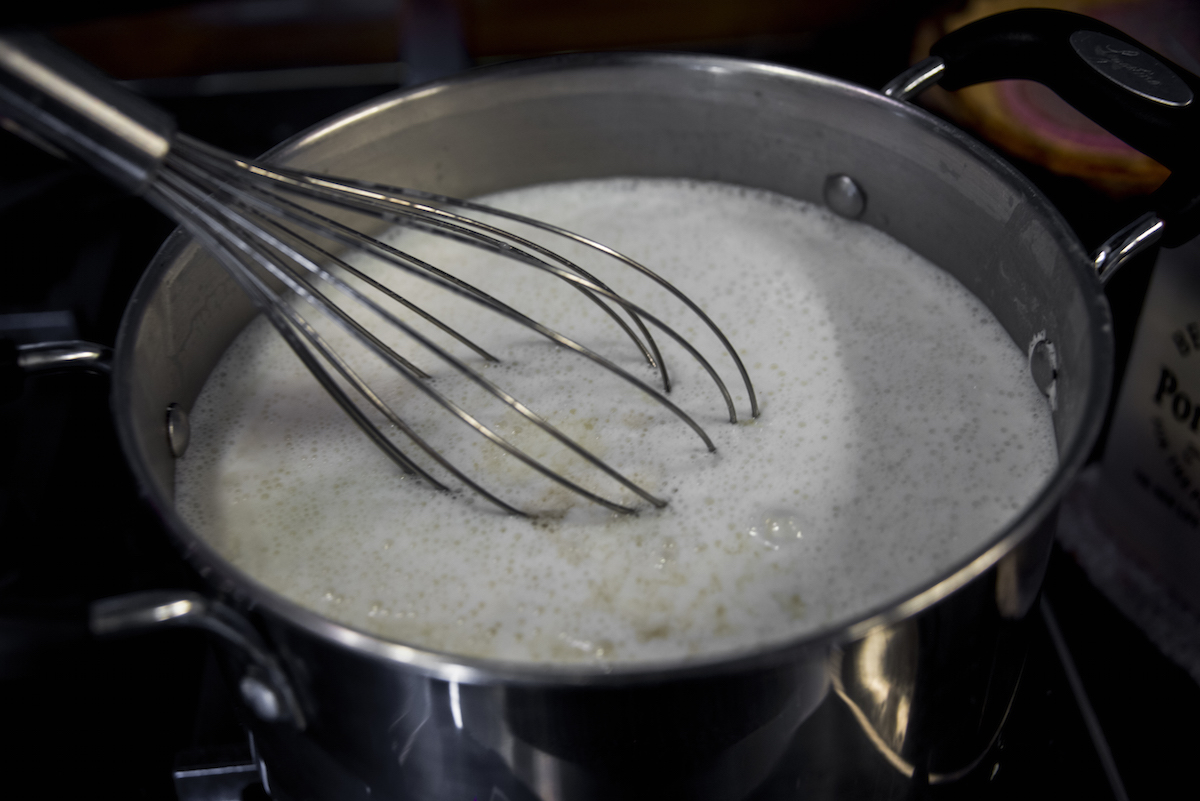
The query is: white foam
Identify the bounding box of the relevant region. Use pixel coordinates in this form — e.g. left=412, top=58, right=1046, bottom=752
left=174, top=178, right=1058, bottom=665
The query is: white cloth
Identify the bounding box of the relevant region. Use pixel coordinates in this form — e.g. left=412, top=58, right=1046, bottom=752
left=1057, top=465, right=1200, bottom=686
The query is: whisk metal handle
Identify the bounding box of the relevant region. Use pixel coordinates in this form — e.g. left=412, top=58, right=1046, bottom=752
left=0, top=32, right=174, bottom=193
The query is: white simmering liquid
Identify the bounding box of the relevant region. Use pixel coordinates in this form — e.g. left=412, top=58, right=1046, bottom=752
left=175, top=178, right=1057, bottom=665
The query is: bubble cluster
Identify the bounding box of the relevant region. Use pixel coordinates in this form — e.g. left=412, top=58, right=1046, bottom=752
left=174, top=178, right=1058, bottom=666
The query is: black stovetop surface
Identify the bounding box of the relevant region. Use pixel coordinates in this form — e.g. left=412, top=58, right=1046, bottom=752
left=2, top=20, right=1199, bottom=800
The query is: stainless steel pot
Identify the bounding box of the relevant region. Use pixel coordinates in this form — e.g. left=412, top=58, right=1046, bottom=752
left=76, top=10, right=1199, bottom=801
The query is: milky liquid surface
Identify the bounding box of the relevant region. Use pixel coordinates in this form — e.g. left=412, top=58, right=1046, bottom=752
left=174, top=178, right=1058, bottom=666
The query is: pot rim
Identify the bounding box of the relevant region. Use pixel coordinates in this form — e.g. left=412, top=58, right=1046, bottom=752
left=113, top=50, right=1113, bottom=687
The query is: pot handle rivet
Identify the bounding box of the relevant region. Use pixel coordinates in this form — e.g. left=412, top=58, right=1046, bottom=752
left=824, top=174, right=866, bottom=220
left=240, top=675, right=284, bottom=722
left=1028, top=334, right=1058, bottom=408
left=167, top=402, right=190, bottom=458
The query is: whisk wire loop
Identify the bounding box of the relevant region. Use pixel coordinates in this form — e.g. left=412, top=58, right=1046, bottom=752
left=169, top=203, right=534, bottom=515
left=161, top=138, right=761, bottom=512
left=253, top=163, right=748, bottom=423
left=156, top=158, right=671, bottom=513
left=249, top=216, right=497, bottom=367
left=178, top=136, right=668, bottom=384
left=148, top=179, right=442, bottom=485
left=168, top=138, right=726, bottom=445
left=266, top=164, right=761, bottom=419
left=172, top=140, right=744, bottom=433
left=154, top=175, right=633, bottom=514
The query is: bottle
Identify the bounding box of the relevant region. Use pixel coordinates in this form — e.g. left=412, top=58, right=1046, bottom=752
left=1097, top=236, right=1200, bottom=617
left=1061, top=235, right=1200, bottom=685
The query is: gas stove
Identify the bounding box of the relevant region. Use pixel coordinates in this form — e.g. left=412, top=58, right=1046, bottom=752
left=1, top=8, right=1198, bottom=799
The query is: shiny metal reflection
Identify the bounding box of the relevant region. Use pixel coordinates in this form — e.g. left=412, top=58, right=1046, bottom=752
left=823, top=173, right=867, bottom=219
left=882, top=56, right=946, bottom=102
left=1094, top=212, right=1164, bottom=284
left=166, top=402, right=191, bottom=458
left=831, top=621, right=918, bottom=778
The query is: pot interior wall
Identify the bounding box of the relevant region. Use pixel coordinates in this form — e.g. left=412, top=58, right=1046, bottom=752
left=120, top=54, right=1106, bottom=541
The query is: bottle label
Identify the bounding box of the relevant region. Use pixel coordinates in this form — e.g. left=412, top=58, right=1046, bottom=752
left=1100, top=239, right=1200, bottom=611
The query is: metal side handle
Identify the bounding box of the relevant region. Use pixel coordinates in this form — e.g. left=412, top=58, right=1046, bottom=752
left=90, top=591, right=306, bottom=729
left=1, top=339, right=112, bottom=403
left=15, top=340, right=112, bottom=374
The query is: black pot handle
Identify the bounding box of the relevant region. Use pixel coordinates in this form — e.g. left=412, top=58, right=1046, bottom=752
left=932, top=9, right=1197, bottom=174
left=887, top=8, right=1200, bottom=266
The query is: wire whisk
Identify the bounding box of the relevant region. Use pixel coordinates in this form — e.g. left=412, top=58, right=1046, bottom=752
left=0, top=32, right=758, bottom=515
